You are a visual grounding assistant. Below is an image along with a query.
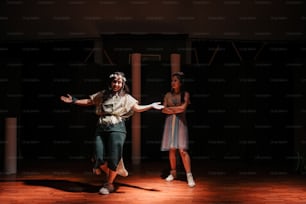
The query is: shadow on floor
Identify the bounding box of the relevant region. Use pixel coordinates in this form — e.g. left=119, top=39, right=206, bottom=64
left=1, top=179, right=162, bottom=193
left=23, top=179, right=100, bottom=193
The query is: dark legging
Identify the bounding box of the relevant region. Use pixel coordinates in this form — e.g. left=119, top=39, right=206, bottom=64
left=93, top=122, right=126, bottom=171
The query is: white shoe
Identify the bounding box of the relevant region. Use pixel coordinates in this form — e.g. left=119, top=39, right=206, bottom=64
left=99, top=183, right=115, bottom=195
left=165, top=174, right=175, bottom=181
left=187, top=173, right=195, bottom=187
left=116, top=158, right=128, bottom=177
left=99, top=187, right=110, bottom=195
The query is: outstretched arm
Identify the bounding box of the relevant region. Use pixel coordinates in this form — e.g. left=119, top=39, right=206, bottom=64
left=60, top=94, right=94, bottom=106
left=133, top=102, right=164, bottom=113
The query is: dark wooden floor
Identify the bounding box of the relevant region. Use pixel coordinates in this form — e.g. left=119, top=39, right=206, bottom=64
left=1, top=160, right=306, bottom=204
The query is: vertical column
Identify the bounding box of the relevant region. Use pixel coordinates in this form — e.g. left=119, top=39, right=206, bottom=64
left=5, top=117, right=17, bottom=174
left=170, top=53, right=181, bottom=73
left=131, top=53, right=141, bottom=165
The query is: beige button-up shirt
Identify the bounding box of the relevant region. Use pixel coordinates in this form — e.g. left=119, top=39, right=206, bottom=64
left=90, top=91, right=138, bottom=125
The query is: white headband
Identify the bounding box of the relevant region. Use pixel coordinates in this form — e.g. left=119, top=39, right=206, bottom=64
left=109, top=73, right=126, bottom=82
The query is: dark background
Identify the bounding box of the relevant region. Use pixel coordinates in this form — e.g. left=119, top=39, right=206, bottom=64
left=1, top=1, right=306, bottom=173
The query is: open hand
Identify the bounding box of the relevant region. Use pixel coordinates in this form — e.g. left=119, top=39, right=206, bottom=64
left=151, top=102, right=164, bottom=110
left=60, top=94, right=73, bottom=103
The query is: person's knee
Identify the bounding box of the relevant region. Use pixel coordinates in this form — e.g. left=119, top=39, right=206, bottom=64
left=179, top=149, right=187, bottom=157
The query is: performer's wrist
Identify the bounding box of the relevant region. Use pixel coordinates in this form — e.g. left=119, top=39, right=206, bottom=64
left=71, top=96, right=78, bottom=104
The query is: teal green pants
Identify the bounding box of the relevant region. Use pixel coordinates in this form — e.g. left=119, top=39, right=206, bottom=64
left=93, top=121, right=126, bottom=171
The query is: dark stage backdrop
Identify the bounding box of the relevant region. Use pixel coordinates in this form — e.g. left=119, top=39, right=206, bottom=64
left=1, top=1, right=306, bottom=41
left=1, top=37, right=306, bottom=174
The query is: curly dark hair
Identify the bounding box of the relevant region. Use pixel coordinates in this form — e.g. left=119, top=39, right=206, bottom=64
left=102, top=71, right=130, bottom=102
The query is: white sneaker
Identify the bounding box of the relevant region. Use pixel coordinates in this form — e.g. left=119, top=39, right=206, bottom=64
left=165, top=174, right=175, bottom=181
left=187, top=173, right=195, bottom=187
left=99, top=187, right=110, bottom=195
left=99, top=183, right=115, bottom=195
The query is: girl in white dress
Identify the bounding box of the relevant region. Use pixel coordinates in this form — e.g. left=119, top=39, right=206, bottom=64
left=161, top=72, right=195, bottom=187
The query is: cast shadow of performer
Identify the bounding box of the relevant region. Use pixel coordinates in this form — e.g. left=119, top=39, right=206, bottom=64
left=23, top=179, right=160, bottom=193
